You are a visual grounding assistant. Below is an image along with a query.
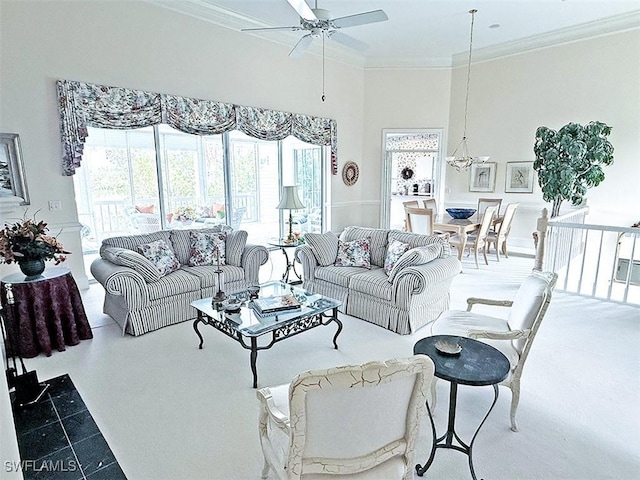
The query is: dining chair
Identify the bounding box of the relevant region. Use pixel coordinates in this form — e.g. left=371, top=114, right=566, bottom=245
left=449, top=205, right=497, bottom=268
left=422, top=198, right=438, bottom=214
left=402, top=199, right=420, bottom=209
left=429, top=271, right=558, bottom=431
left=487, top=202, right=519, bottom=261
left=404, top=207, right=435, bottom=235
left=478, top=198, right=502, bottom=217
left=256, top=356, right=435, bottom=479
left=402, top=200, right=420, bottom=231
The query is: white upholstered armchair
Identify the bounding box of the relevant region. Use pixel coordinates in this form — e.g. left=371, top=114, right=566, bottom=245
left=429, top=271, right=558, bottom=431
left=256, top=356, right=436, bottom=479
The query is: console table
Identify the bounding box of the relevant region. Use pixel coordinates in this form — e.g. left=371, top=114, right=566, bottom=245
left=414, top=335, right=510, bottom=479
left=1, top=267, right=92, bottom=358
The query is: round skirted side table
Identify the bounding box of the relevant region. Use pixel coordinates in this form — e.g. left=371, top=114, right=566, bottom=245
left=1, top=267, right=92, bottom=358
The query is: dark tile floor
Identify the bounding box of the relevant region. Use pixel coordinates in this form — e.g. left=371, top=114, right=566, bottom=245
left=11, top=374, right=126, bottom=480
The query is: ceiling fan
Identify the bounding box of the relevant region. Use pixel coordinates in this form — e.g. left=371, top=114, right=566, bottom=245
left=242, top=0, right=388, bottom=58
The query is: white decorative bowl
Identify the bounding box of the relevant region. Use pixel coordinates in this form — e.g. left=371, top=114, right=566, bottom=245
left=435, top=339, right=462, bottom=355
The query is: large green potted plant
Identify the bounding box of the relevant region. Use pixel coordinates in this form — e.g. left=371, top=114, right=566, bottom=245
left=533, top=121, right=614, bottom=217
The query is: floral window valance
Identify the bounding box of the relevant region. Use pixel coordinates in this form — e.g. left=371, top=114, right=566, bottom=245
left=56, top=79, right=338, bottom=176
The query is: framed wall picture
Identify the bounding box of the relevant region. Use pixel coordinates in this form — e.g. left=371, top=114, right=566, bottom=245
left=469, top=162, right=496, bottom=192
left=505, top=161, right=535, bottom=193
left=0, top=133, right=29, bottom=204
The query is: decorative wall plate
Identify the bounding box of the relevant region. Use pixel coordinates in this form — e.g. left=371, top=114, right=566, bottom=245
left=342, top=161, right=360, bottom=186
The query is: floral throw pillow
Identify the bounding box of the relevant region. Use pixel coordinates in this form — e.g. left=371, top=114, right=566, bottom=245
left=383, top=239, right=410, bottom=275
left=188, top=232, right=226, bottom=266
left=334, top=237, right=371, bottom=269
left=137, top=239, right=180, bottom=276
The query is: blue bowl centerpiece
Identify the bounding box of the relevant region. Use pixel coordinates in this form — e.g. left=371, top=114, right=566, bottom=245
left=446, top=208, right=477, bottom=219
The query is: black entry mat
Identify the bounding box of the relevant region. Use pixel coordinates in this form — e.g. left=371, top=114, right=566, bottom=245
left=10, top=374, right=126, bottom=480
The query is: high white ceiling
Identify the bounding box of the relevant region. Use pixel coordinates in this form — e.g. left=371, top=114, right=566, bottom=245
left=149, top=0, right=640, bottom=67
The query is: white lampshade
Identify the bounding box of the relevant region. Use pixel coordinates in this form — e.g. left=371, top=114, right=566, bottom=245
left=276, top=186, right=305, bottom=210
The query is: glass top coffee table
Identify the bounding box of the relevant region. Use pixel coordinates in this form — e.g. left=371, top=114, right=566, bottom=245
left=191, top=281, right=342, bottom=388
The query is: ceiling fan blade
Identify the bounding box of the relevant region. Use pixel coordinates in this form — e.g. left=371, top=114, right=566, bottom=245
left=289, top=34, right=313, bottom=57
left=286, top=0, right=317, bottom=21
left=242, top=26, right=301, bottom=32
left=327, top=30, right=368, bottom=52
left=331, top=9, right=388, bottom=28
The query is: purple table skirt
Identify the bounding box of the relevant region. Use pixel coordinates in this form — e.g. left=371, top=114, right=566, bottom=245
left=1, top=269, right=93, bottom=358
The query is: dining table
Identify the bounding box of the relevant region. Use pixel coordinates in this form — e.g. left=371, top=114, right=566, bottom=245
left=434, top=213, right=502, bottom=261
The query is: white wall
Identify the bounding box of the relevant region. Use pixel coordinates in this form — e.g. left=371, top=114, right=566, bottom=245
left=0, top=0, right=365, bottom=285
left=445, top=29, right=640, bottom=247
left=1, top=1, right=638, bottom=283
left=361, top=68, right=452, bottom=228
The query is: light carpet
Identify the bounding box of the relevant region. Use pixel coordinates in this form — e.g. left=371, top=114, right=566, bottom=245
left=23, top=254, right=640, bottom=479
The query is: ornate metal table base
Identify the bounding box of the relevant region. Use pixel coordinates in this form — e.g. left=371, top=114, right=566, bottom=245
left=276, top=245, right=302, bottom=284
left=416, top=382, right=500, bottom=479
left=193, top=307, right=342, bottom=388
left=413, top=335, right=510, bottom=480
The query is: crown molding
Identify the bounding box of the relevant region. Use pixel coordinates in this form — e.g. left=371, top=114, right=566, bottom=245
left=145, top=1, right=639, bottom=69
left=452, top=10, right=640, bottom=67
left=363, top=56, right=452, bottom=69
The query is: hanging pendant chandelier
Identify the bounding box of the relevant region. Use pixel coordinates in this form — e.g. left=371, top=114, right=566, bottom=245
left=446, top=9, right=489, bottom=172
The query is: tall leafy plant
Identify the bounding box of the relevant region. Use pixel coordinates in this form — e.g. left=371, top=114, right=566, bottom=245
left=533, top=121, right=614, bottom=217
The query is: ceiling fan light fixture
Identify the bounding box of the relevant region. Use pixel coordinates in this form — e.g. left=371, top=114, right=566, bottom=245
left=446, top=8, right=489, bottom=172
left=245, top=0, right=388, bottom=102
left=312, top=8, right=331, bottom=21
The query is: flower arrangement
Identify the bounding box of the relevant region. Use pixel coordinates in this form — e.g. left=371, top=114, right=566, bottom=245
left=0, top=212, right=69, bottom=265
left=173, top=206, right=198, bottom=222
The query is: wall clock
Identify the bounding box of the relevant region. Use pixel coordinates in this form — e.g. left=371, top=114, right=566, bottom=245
left=342, top=161, right=359, bottom=186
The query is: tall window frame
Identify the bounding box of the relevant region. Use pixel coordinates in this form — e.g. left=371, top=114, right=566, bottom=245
left=75, top=125, right=326, bottom=253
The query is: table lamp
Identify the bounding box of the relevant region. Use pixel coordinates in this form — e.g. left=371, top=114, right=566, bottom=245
left=276, top=185, right=305, bottom=242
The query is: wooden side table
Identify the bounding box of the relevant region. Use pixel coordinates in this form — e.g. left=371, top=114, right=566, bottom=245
left=1, top=267, right=93, bottom=358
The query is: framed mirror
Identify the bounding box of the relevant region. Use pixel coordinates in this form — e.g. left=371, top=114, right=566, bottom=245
left=0, top=133, right=30, bottom=204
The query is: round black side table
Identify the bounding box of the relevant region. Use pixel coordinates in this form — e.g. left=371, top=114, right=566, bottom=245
left=414, top=335, right=510, bottom=480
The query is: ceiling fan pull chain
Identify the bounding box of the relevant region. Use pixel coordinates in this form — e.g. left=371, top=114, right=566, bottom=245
left=322, top=33, right=326, bottom=102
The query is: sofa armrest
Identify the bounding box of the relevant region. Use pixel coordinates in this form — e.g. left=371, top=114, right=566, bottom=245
left=391, top=256, right=462, bottom=308
left=90, top=258, right=150, bottom=310
left=241, top=244, right=269, bottom=285
left=295, top=245, right=318, bottom=282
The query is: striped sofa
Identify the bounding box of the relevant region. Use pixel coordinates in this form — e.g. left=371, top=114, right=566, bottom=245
left=295, top=227, right=462, bottom=335
left=91, top=227, right=269, bottom=336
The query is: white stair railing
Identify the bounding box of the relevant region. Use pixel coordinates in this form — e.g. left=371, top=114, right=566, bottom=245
left=534, top=208, right=640, bottom=305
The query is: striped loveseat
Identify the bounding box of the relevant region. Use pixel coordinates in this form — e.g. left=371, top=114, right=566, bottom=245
left=295, top=227, right=462, bottom=334
left=91, top=227, right=268, bottom=336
